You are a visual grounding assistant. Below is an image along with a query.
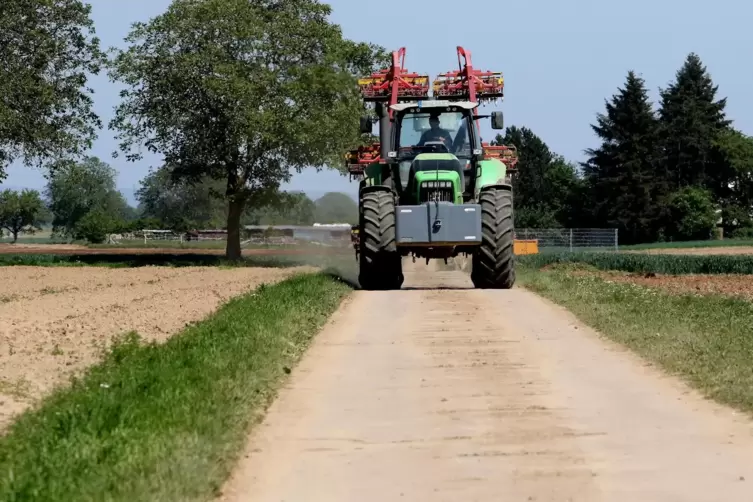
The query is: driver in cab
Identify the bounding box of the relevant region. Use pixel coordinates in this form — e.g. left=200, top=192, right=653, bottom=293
left=417, top=113, right=452, bottom=149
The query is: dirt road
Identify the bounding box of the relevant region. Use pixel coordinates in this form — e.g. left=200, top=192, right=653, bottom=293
left=222, top=262, right=753, bottom=501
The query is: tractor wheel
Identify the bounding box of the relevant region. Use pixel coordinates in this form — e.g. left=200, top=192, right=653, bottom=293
left=471, top=188, right=516, bottom=289
left=358, top=190, right=404, bottom=290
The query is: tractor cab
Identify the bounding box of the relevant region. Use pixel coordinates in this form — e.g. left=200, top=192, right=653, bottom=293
left=389, top=101, right=482, bottom=203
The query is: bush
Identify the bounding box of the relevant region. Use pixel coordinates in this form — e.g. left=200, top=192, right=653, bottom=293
left=665, top=187, right=717, bottom=241
left=730, top=227, right=753, bottom=239
left=72, top=209, right=119, bottom=243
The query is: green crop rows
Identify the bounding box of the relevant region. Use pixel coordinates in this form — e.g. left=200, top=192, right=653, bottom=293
left=517, top=252, right=753, bottom=275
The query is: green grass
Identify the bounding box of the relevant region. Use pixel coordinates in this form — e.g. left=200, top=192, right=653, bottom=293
left=517, top=251, right=753, bottom=274
left=518, top=264, right=753, bottom=414
left=0, top=273, right=350, bottom=501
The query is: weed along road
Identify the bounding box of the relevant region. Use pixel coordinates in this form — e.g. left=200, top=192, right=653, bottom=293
left=221, top=261, right=753, bottom=501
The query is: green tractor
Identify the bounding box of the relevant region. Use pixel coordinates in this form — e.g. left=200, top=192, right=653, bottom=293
left=346, top=47, right=518, bottom=290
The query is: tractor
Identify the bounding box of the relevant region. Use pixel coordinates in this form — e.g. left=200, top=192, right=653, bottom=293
left=346, top=47, right=520, bottom=290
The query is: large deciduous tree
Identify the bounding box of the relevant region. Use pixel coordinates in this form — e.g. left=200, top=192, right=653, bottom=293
left=493, top=126, right=581, bottom=228
left=583, top=71, right=664, bottom=244
left=313, top=192, right=358, bottom=224
left=109, top=0, right=385, bottom=259
left=0, top=0, right=104, bottom=179
left=244, top=192, right=317, bottom=226
left=714, top=129, right=753, bottom=236
left=45, top=156, right=130, bottom=239
left=136, top=167, right=227, bottom=231
left=0, top=189, right=46, bottom=242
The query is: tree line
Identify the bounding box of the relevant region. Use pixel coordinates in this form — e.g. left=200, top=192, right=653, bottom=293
left=495, top=53, right=752, bottom=244
left=1, top=0, right=750, bottom=250
left=0, top=156, right=358, bottom=243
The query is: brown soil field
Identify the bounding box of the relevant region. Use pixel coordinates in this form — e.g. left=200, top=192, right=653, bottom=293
left=635, top=246, right=753, bottom=255
left=0, top=265, right=314, bottom=429
left=0, top=243, right=350, bottom=256
left=574, top=269, right=753, bottom=301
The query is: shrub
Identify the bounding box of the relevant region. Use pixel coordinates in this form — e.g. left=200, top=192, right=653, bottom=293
left=665, top=187, right=717, bottom=241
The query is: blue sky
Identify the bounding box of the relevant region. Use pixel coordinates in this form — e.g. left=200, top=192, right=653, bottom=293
left=4, top=0, right=752, bottom=204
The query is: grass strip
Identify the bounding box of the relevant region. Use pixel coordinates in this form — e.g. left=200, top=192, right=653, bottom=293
left=0, top=273, right=350, bottom=502
left=518, top=264, right=753, bottom=414
left=517, top=251, right=753, bottom=274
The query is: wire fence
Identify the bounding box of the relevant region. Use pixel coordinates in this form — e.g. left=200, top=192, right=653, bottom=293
left=101, top=227, right=618, bottom=252
left=515, top=228, right=618, bottom=252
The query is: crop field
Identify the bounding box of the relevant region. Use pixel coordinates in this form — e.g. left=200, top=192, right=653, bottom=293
left=0, top=262, right=315, bottom=430
left=633, top=245, right=753, bottom=255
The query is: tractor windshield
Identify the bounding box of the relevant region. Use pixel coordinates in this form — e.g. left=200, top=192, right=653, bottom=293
left=398, top=111, right=472, bottom=160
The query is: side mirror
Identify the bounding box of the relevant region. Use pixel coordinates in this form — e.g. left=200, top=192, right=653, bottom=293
left=491, top=111, right=504, bottom=130
left=359, top=116, right=372, bottom=134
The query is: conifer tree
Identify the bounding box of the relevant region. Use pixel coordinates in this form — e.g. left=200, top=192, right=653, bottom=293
left=658, top=53, right=730, bottom=195
left=583, top=71, right=663, bottom=244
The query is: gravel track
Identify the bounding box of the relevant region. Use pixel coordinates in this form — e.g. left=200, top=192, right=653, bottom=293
left=221, top=261, right=753, bottom=501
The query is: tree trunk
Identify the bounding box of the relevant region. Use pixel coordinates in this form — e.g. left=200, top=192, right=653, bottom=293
left=11, top=229, right=19, bottom=243
left=225, top=197, right=244, bottom=260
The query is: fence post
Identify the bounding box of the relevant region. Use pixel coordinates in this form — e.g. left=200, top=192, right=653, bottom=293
left=569, top=229, right=573, bottom=252
left=614, top=228, right=618, bottom=251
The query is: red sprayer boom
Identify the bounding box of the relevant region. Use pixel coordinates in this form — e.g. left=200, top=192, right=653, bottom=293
left=347, top=47, right=517, bottom=177
left=433, top=47, right=505, bottom=103
left=357, top=48, right=430, bottom=117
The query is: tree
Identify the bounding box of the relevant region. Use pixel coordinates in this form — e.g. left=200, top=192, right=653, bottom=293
left=0, top=0, right=104, bottom=180
left=665, top=187, right=717, bottom=241
left=313, top=192, right=358, bottom=224
left=493, top=127, right=581, bottom=227
left=136, top=166, right=227, bottom=231
left=109, top=0, right=385, bottom=259
left=583, top=71, right=664, bottom=244
left=658, top=53, right=730, bottom=195
left=45, top=156, right=130, bottom=239
left=0, top=189, right=45, bottom=242
left=245, top=192, right=316, bottom=226
left=713, top=128, right=753, bottom=235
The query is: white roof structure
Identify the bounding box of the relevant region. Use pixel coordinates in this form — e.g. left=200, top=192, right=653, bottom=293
left=390, top=100, right=479, bottom=112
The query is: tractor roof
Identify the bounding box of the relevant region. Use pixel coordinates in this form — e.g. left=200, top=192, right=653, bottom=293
left=390, top=100, right=478, bottom=112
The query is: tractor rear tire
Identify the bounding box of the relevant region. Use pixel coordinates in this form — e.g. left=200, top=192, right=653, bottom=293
left=358, top=190, right=404, bottom=290
left=471, top=188, right=516, bottom=289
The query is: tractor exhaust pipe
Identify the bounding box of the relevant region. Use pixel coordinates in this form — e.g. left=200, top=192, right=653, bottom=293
left=376, top=102, right=391, bottom=161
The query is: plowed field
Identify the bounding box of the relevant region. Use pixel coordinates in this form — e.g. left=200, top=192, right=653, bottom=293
left=0, top=265, right=313, bottom=428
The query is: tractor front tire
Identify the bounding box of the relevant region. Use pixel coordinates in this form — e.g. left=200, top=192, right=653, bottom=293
left=358, top=190, right=404, bottom=290
left=471, top=188, right=516, bottom=289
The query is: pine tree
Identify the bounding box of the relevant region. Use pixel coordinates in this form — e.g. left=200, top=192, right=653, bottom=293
left=583, top=71, right=663, bottom=244
left=658, top=53, right=730, bottom=194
